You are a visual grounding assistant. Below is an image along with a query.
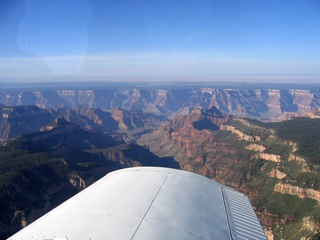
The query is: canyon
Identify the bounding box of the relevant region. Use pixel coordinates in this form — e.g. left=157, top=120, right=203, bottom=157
left=1, top=83, right=320, bottom=239
left=1, top=84, right=320, bottom=121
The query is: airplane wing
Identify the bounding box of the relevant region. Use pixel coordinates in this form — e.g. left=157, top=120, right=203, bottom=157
left=8, top=167, right=267, bottom=240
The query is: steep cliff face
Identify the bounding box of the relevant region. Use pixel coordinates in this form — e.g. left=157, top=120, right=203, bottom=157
left=0, top=105, right=164, bottom=141
left=138, top=111, right=320, bottom=239
left=111, top=107, right=147, bottom=131
left=138, top=108, right=244, bottom=186
left=2, top=96, right=320, bottom=239
left=254, top=153, right=281, bottom=162
left=109, top=107, right=166, bottom=141
left=274, top=183, right=320, bottom=202
left=269, top=169, right=287, bottom=180
left=26, top=117, right=119, bottom=151
left=1, top=87, right=320, bottom=121
left=0, top=118, right=181, bottom=239
left=0, top=154, right=80, bottom=239
left=220, top=125, right=261, bottom=141
left=0, top=105, right=55, bottom=140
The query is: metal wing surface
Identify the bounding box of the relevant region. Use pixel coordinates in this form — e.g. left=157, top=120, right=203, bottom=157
left=8, top=167, right=267, bottom=240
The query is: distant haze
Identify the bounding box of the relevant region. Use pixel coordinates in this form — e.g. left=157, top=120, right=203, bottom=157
left=0, top=0, right=320, bottom=82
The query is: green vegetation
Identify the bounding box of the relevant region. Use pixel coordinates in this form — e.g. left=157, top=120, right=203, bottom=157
left=280, top=160, right=303, bottom=179
left=248, top=175, right=319, bottom=231
left=228, top=118, right=273, bottom=140
left=0, top=146, right=71, bottom=199
left=265, top=142, right=291, bottom=156
left=264, top=193, right=316, bottom=220
left=2, top=106, right=320, bottom=239
left=235, top=117, right=320, bottom=239
left=0, top=125, right=125, bottom=239
left=295, top=172, right=320, bottom=190
left=266, top=118, right=320, bottom=165
left=210, top=117, right=320, bottom=238
left=213, top=129, right=238, bottom=142
left=249, top=158, right=264, bottom=177
left=0, top=145, right=75, bottom=239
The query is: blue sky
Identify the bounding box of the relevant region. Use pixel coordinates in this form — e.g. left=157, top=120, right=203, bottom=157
left=0, top=0, right=320, bottom=82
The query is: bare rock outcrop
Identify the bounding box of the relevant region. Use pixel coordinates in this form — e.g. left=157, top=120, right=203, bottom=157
left=221, top=125, right=260, bottom=141
left=266, top=89, right=282, bottom=115
left=269, top=169, right=287, bottom=180
left=301, top=216, right=320, bottom=234
left=112, top=107, right=128, bottom=130
left=289, top=154, right=306, bottom=162
left=69, top=175, right=86, bottom=189
left=288, top=154, right=310, bottom=172
left=246, top=143, right=266, bottom=152
left=254, top=153, right=281, bottom=162
left=2, top=86, right=320, bottom=121
left=264, top=228, right=274, bottom=240
left=289, top=90, right=314, bottom=111
left=274, top=183, right=320, bottom=203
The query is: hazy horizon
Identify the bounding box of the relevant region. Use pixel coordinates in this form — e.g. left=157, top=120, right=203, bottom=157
left=1, top=0, right=320, bottom=82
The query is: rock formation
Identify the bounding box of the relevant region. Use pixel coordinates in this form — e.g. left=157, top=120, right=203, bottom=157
left=274, top=183, right=320, bottom=203
left=1, top=86, right=320, bottom=121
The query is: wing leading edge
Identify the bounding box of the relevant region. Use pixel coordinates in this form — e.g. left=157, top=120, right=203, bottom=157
left=8, top=167, right=267, bottom=240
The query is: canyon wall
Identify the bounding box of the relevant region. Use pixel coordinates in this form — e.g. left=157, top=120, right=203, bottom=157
left=1, top=88, right=320, bottom=120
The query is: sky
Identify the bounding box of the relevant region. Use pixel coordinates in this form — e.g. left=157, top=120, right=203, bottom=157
left=0, top=0, right=320, bottom=82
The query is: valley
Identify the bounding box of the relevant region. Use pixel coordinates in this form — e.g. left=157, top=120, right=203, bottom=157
left=1, top=82, right=320, bottom=121
left=0, top=83, right=320, bottom=239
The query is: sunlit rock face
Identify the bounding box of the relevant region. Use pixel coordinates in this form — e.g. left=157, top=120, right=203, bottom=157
left=0, top=88, right=320, bottom=121
left=274, top=183, right=320, bottom=203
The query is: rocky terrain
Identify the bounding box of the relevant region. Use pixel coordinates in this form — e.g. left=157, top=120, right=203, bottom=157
left=0, top=118, right=178, bottom=239
left=1, top=84, right=320, bottom=121
left=1, top=102, right=320, bottom=239
left=138, top=109, right=320, bottom=239
left=1, top=82, right=320, bottom=239
left=0, top=105, right=164, bottom=141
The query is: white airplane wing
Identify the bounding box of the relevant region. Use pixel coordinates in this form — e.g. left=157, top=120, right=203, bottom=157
left=8, top=167, right=267, bottom=240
